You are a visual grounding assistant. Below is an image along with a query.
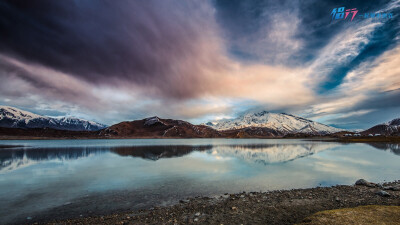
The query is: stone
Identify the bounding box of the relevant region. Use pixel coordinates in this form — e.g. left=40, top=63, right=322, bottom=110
left=355, top=179, right=375, bottom=187
left=375, top=190, right=390, bottom=197
left=392, top=186, right=400, bottom=191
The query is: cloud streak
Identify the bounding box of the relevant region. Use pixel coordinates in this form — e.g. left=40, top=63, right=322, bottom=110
left=0, top=0, right=399, bottom=128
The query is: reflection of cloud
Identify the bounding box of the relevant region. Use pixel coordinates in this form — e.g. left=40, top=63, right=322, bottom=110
left=313, top=161, right=364, bottom=178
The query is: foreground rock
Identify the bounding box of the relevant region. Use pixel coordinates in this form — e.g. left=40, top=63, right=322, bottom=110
left=355, top=179, right=376, bottom=187
left=34, top=180, right=400, bottom=225
left=297, top=205, right=400, bottom=225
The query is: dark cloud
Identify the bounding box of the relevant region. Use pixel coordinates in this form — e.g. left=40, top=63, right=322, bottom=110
left=0, top=0, right=227, bottom=99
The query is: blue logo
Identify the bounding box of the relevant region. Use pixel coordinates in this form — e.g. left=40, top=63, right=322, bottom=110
left=331, top=7, right=394, bottom=22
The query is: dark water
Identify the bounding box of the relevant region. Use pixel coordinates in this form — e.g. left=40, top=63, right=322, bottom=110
left=0, top=139, right=399, bottom=224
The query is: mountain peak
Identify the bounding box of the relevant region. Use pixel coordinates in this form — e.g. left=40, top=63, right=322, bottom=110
left=0, top=106, right=107, bottom=131
left=388, top=118, right=400, bottom=126
left=206, top=110, right=342, bottom=134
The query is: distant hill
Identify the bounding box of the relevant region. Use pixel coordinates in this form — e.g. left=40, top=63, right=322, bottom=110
left=361, top=118, right=400, bottom=136
left=0, top=106, right=107, bottom=131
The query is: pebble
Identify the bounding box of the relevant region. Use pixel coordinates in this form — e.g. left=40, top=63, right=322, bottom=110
left=194, top=212, right=201, bottom=216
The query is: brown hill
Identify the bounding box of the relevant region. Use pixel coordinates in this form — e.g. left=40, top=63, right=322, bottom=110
left=361, top=118, right=400, bottom=136
left=98, top=116, right=223, bottom=138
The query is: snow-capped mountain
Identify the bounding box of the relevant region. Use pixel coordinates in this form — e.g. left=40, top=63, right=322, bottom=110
left=205, top=111, right=342, bottom=135
left=0, top=106, right=107, bottom=131
left=362, top=117, right=400, bottom=136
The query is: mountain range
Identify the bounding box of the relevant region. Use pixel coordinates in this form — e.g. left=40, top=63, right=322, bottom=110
left=0, top=106, right=107, bottom=131
left=0, top=105, right=398, bottom=138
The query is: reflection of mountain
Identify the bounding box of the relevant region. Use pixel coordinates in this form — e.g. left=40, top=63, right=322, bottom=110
left=111, top=145, right=212, bottom=160
left=0, top=145, right=214, bottom=172
left=0, top=142, right=348, bottom=172
left=366, top=143, right=400, bottom=155
left=207, top=143, right=342, bottom=164
left=0, top=148, right=107, bottom=172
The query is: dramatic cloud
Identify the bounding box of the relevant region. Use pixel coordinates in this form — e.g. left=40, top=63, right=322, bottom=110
left=0, top=0, right=399, bottom=128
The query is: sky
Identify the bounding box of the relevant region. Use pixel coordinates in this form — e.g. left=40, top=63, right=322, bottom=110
left=0, top=0, right=399, bottom=129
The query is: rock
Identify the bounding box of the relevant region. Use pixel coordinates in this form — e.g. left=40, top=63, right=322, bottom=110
left=194, top=212, right=201, bottom=216
left=194, top=218, right=199, bottom=222
left=180, top=199, right=190, bottom=203
left=383, top=185, right=400, bottom=191
left=375, top=190, right=390, bottom=197
left=393, top=185, right=400, bottom=191
left=231, top=207, right=237, bottom=210
left=335, top=197, right=340, bottom=202
left=355, top=179, right=375, bottom=187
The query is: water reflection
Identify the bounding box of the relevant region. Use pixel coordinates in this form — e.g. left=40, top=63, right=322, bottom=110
left=366, top=143, right=400, bottom=155
left=0, top=147, right=107, bottom=173
left=206, top=143, right=340, bottom=165
left=1, top=140, right=400, bottom=224
left=1, top=142, right=400, bottom=173
left=112, top=145, right=212, bottom=160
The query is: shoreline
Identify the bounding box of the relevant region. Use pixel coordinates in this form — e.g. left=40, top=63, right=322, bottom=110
left=1, top=136, right=399, bottom=143
left=23, top=180, right=400, bottom=225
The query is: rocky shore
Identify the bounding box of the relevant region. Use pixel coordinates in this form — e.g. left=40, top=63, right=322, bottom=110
left=36, top=180, right=400, bottom=225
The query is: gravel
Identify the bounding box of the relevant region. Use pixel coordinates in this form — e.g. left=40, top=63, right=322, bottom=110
left=37, top=180, right=400, bottom=225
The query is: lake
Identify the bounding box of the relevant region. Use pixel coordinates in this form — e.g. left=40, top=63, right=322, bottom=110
left=0, top=139, right=399, bottom=224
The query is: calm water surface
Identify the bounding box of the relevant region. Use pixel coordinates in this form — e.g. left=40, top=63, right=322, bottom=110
left=0, top=139, right=399, bottom=224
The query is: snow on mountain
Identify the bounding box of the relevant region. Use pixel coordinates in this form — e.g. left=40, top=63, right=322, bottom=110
left=205, top=111, right=342, bottom=134
left=0, top=106, right=107, bottom=131
left=362, top=117, right=400, bottom=135
left=387, top=118, right=400, bottom=126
